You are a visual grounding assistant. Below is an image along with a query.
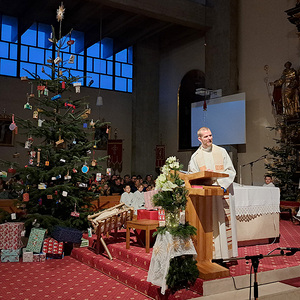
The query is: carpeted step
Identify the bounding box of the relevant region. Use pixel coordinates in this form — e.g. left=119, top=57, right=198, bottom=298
left=82, top=232, right=204, bottom=295
left=71, top=247, right=203, bottom=299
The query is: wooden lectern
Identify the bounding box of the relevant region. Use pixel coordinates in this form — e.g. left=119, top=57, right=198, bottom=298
left=178, top=171, right=230, bottom=280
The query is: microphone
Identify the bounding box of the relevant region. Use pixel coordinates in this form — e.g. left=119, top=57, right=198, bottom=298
left=278, top=247, right=300, bottom=256
left=278, top=247, right=300, bottom=251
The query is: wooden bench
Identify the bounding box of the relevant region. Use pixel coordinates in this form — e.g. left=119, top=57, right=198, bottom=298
left=280, top=200, right=300, bottom=222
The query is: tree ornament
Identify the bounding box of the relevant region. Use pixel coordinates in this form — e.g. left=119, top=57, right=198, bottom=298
left=7, top=166, right=16, bottom=174
left=38, top=119, right=45, bottom=127
left=68, top=54, right=75, bottom=63
left=47, top=195, right=53, bottom=199
left=64, top=171, right=71, bottom=180
left=37, top=148, right=41, bottom=166
left=30, top=150, right=36, bottom=158
left=56, top=3, right=65, bottom=22
left=38, top=198, right=42, bottom=205
left=38, top=183, right=47, bottom=190
left=81, top=164, right=89, bottom=173
left=23, top=192, right=29, bottom=202
left=44, top=87, right=49, bottom=96
left=33, top=110, right=38, bottom=119
left=62, top=81, right=65, bottom=89
left=73, top=82, right=81, bottom=93
left=62, top=191, right=68, bottom=197
left=9, top=114, right=17, bottom=131
left=91, top=159, right=97, bottom=167
left=70, top=203, right=80, bottom=217
left=45, top=160, right=49, bottom=166
left=51, top=94, right=61, bottom=101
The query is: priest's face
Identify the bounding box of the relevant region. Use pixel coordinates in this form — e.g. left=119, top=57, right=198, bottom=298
left=198, top=129, right=213, bottom=148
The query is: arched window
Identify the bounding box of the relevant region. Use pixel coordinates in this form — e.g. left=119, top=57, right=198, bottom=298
left=178, top=69, right=205, bottom=150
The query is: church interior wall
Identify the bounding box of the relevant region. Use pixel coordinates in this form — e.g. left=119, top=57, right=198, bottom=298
left=0, top=76, right=133, bottom=176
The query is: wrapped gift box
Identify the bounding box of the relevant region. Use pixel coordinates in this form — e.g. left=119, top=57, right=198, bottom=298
left=52, top=226, right=82, bottom=244
left=22, top=248, right=33, bottom=262
left=39, top=252, right=46, bottom=262
left=1, top=248, right=21, bottom=262
left=33, top=254, right=40, bottom=262
left=43, top=237, right=63, bottom=255
left=26, top=228, right=47, bottom=253
left=137, top=209, right=159, bottom=220
left=0, top=222, right=24, bottom=250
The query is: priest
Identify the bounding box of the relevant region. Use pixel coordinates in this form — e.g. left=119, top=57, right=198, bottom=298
left=188, top=127, right=238, bottom=260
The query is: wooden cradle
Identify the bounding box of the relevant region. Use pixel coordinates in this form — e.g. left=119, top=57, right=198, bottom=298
left=87, top=203, right=134, bottom=259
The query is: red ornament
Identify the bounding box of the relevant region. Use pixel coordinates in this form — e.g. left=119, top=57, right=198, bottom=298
left=67, top=39, right=75, bottom=46
left=23, top=193, right=29, bottom=202
left=7, top=168, right=16, bottom=174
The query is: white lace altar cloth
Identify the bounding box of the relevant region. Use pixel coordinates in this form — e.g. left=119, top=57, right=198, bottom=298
left=233, top=183, right=280, bottom=221
left=147, top=231, right=197, bottom=295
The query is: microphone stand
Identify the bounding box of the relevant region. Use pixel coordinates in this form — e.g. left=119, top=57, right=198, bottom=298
left=240, top=155, right=267, bottom=186
left=220, top=248, right=299, bottom=300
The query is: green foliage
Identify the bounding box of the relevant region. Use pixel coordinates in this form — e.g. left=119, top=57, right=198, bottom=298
left=265, top=118, right=300, bottom=201
left=166, top=255, right=199, bottom=293
left=153, top=223, right=197, bottom=239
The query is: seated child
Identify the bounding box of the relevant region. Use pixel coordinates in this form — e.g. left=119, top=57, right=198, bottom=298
left=263, top=175, right=275, bottom=187
left=120, top=184, right=134, bottom=207
left=132, top=184, right=145, bottom=213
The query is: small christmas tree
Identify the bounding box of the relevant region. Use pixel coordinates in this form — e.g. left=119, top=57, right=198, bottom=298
left=265, top=117, right=300, bottom=201
left=5, top=3, right=108, bottom=232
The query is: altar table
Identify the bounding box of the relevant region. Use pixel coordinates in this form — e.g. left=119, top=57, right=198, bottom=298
left=233, top=183, right=280, bottom=242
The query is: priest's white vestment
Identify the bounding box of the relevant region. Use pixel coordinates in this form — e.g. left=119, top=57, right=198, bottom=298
left=188, top=144, right=238, bottom=260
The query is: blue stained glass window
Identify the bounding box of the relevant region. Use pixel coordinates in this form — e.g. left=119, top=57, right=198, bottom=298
left=37, top=23, right=52, bottom=48
left=29, top=47, right=44, bottom=64
left=10, top=43, right=18, bottom=59
left=128, top=46, right=133, bottom=64
left=87, top=42, right=100, bottom=58
left=116, top=49, right=127, bottom=63
left=107, top=61, right=113, bottom=75
left=78, top=55, right=84, bottom=70
left=20, top=62, right=36, bottom=78
left=127, top=79, right=132, bottom=92
left=20, top=45, right=28, bottom=61
left=94, top=58, right=101, bottom=73
left=122, top=64, right=132, bottom=78
left=70, top=70, right=84, bottom=83
left=115, top=62, right=121, bottom=76
left=115, top=77, right=127, bottom=91
left=21, top=23, right=37, bottom=46
left=87, top=57, right=93, bottom=72
left=100, top=60, right=106, bottom=73
left=69, top=30, right=84, bottom=55
left=0, top=41, right=8, bottom=58
left=101, top=75, right=113, bottom=90
left=0, top=59, right=17, bottom=76
left=1, top=15, right=18, bottom=42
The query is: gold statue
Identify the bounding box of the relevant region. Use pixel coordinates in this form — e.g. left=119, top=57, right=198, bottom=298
left=270, top=61, right=299, bottom=117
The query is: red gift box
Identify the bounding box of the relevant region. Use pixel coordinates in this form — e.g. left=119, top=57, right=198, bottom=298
left=0, top=222, right=24, bottom=250
left=42, top=238, right=63, bottom=254
left=137, top=209, right=159, bottom=220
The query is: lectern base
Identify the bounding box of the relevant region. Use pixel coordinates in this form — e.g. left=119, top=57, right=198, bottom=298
left=197, top=261, right=230, bottom=280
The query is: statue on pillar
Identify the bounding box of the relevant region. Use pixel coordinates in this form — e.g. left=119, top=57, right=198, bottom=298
left=269, top=61, right=299, bottom=117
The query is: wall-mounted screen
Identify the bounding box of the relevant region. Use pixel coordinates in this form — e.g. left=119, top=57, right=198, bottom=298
left=191, top=92, right=246, bottom=147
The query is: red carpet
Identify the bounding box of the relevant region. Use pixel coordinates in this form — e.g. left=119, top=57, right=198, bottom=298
left=0, top=256, right=150, bottom=300
left=1, top=219, right=300, bottom=299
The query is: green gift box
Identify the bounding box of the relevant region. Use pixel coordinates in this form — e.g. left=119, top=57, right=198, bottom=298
left=26, top=228, right=47, bottom=253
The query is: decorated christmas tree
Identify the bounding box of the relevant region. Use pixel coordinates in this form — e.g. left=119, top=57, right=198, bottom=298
left=5, top=3, right=108, bottom=232
left=265, top=117, right=300, bottom=201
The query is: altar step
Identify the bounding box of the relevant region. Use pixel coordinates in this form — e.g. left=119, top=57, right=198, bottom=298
left=71, top=239, right=203, bottom=300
